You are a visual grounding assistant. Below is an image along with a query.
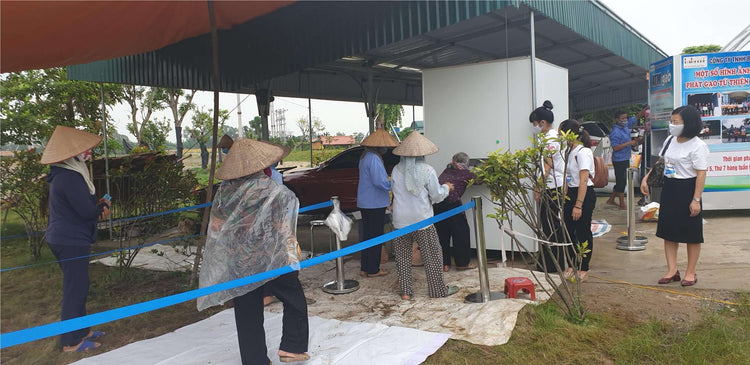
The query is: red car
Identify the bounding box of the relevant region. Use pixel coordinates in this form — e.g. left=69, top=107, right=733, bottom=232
left=283, top=146, right=400, bottom=212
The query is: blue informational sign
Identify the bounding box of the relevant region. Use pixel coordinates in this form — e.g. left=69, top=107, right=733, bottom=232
left=649, top=56, right=675, bottom=130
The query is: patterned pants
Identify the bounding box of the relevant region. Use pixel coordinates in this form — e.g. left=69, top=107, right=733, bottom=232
left=393, top=225, right=447, bottom=297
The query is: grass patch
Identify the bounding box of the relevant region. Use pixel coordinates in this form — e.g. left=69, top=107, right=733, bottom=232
left=425, top=298, right=749, bottom=365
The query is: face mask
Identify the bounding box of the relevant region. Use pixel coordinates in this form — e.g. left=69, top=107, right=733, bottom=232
left=222, top=148, right=229, bottom=154
left=669, top=123, right=684, bottom=137
left=531, top=125, right=542, bottom=134
left=77, top=150, right=92, bottom=161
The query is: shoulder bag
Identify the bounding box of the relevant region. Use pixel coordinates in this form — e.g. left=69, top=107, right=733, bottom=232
left=646, top=136, right=673, bottom=188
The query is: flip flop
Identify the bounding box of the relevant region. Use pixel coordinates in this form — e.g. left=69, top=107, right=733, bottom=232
left=444, top=285, right=459, bottom=297
left=279, top=352, right=310, bottom=363
left=85, top=330, right=106, bottom=341
left=64, top=339, right=100, bottom=353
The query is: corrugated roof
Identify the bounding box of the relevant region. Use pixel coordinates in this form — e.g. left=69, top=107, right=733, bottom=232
left=68, top=0, right=667, bottom=114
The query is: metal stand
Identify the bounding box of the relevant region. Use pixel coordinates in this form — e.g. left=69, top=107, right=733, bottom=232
left=323, top=196, right=360, bottom=294
left=466, top=196, right=505, bottom=303
left=617, top=168, right=648, bottom=251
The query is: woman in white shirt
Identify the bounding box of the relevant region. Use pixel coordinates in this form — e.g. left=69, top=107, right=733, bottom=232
left=391, top=132, right=458, bottom=300
left=641, top=106, right=708, bottom=287
left=560, top=119, right=597, bottom=282
left=530, top=101, right=566, bottom=273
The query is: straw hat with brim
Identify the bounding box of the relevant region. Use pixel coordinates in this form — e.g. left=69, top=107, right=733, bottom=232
left=217, top=134, right=234, bottom=148
left=360, top=129, right=399, bottom=147
left=40, top=126, right=103, bottom=164
left=215, top=139, right=285, bottom=180
left=392, top=131, right=438, bottom=156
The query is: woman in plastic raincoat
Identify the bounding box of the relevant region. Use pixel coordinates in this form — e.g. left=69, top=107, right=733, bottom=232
left=197, top=138, right=309, bottom=364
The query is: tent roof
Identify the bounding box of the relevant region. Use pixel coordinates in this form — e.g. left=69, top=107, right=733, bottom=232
left=0, top=1, right=291, bottom=73
left=63, top=1, right=667, bottom=115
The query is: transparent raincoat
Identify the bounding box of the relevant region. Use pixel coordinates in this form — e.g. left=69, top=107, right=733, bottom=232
left=197, top=173, right=300, bottom=311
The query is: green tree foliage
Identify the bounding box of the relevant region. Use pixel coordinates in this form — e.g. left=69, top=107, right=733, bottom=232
left=0, top=150, right=49, bottom=260
left=295, top=117, right=326, bottom=144
left=139, top=117, right=170, bottom=153
left=682, top=45, right=721, bottom=54
left=377, top=104, right=404, bottom=131
left=0, top=68, right=123, bottom=146
left=578, top=104, right=648, bottom=129
left=124, top=85, right=168, bottom=147
left=185, top=108, right=229, bottom=169
left=166, top=88, right=196, bottom=158
left=473, top=130, right=588, bottom=323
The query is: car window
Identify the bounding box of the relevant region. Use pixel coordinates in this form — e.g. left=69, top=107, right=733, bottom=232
left=582, top=123, right=606, bottom=137
left=324, top=148, right=363, bottom=170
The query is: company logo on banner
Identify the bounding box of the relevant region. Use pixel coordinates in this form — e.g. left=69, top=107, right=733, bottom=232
left=683, top=55, right=708, bottom=69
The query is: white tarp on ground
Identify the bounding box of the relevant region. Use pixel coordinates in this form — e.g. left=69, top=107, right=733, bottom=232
left=71, top=310, right=450, bottom=365
left=286, top=258, right=556, bottom=347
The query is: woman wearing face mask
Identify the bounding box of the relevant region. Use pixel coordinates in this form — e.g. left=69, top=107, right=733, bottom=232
left=529, top=101, right=566, bottom=273
left=641, top=106, right=708, bottom=287
left=357, top=128, right=399, bottom=277
left=559, top=119, right=596, bottom=281
left=42, top=126, right=111, bottom=352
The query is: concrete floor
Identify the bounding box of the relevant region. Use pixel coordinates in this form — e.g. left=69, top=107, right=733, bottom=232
left=297, top=197, right=750, bottom=292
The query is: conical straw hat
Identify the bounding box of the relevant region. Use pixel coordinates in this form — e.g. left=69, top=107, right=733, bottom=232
left=392, top=131, right=438, bottom=156
left=40, top=125, right=103, bottom=164
left=360, top=129, right=399, bottom=147
left=217, top=134, right=234, bottom=148
left=215, top=139, right=285, bottom=180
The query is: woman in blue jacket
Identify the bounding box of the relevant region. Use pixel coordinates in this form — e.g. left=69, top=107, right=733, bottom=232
left=41, top=126, right=110, bottom=352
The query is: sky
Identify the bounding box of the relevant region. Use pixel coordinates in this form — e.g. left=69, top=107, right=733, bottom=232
left=108, top=0, right=750, bottom=143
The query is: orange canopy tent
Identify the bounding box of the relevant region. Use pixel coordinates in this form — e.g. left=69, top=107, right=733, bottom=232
left=1, top=1, right=291, bottom=73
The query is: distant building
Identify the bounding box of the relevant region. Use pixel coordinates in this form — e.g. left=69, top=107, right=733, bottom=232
left=313, top=135, right=355, bottom=150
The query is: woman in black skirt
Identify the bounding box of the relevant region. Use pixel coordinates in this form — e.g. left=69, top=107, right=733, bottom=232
left=641, top=106, right=709, bottom=287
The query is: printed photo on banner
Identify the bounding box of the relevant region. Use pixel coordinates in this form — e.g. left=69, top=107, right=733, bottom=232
left=722, top=118, right=750, bottom=144
left=699, top=119, right=722, bottom=144
left=720, top=90, right=750, bottom=116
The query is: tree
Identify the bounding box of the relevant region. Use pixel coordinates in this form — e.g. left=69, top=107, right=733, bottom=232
left=166, top=88, right=196, bottom=158
left=353, top=132, right=365, bottom=144
left=682, top=45, right=721, bottom=54
left=0, top=150, right=49, bottom=260
left=1, top=68, right=123, bottom=146
left=185, top=108, right=229, bottom=169
left=140, top=117, right=170, bottom=152
left=124, top=85, right=167, bottom=146
left=376, top=104, right=404, bottom=131
left=295, top=117, right=326, bottom=148
left=473, top=130, right=588, bottom=323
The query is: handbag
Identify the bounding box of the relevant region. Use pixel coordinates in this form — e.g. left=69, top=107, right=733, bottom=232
left=646, top=136, right=673, bottom=187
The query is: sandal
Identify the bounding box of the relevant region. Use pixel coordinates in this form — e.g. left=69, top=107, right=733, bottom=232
left=85, top=330, right=106, bottom=341
left=63, top=339, right=100, bottom=352
left=279, top=352, right=310, bottom=363
left=444, top=285, right=459, bottom=297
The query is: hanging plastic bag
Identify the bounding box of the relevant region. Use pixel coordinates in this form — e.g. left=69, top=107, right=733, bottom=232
left=325, top=198, right=352, bottom=241
left=639, top=202, right=660, bottom=222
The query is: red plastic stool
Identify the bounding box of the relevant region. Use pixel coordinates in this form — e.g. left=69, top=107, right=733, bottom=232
left=504, top=277, right=536, bottom=300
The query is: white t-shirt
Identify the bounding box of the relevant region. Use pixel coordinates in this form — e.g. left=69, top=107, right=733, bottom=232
left=542, top=129, right=566, bottom=189
left=662, top=136, right=709, bottom=179
left=567, top=145, right=595, bottom=188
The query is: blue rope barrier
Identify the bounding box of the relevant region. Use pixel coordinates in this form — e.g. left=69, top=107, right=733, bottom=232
left=297, top=200, right=333, bottom=213
left=108, top=202, right=212, bottom=225
left=1, top=201, right=333, bottom=273
left=0, top=201, right=474, bottom=348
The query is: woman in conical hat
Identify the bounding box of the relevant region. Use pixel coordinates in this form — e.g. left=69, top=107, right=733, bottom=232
left=357, top=128, right=398, bottom=278
left=42, top=125, right=110, bottom=352
left=390, top=131, right=459, bottom=300
left=197, top=138, right=310, bottom=364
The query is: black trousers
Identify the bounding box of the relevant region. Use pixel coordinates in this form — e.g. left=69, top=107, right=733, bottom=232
left=563, top=186, right=596, bottom=271
left=49, top=244, right=91, bottom=347
left=538, top=188, right=564, bottom=273
left=233, top=271, right=308, bottom=365
left=433, top=200, right=471, bottom=267
left=612, top=160, right=630, bottom=193
left=359, top=207, right=386, bottom=274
